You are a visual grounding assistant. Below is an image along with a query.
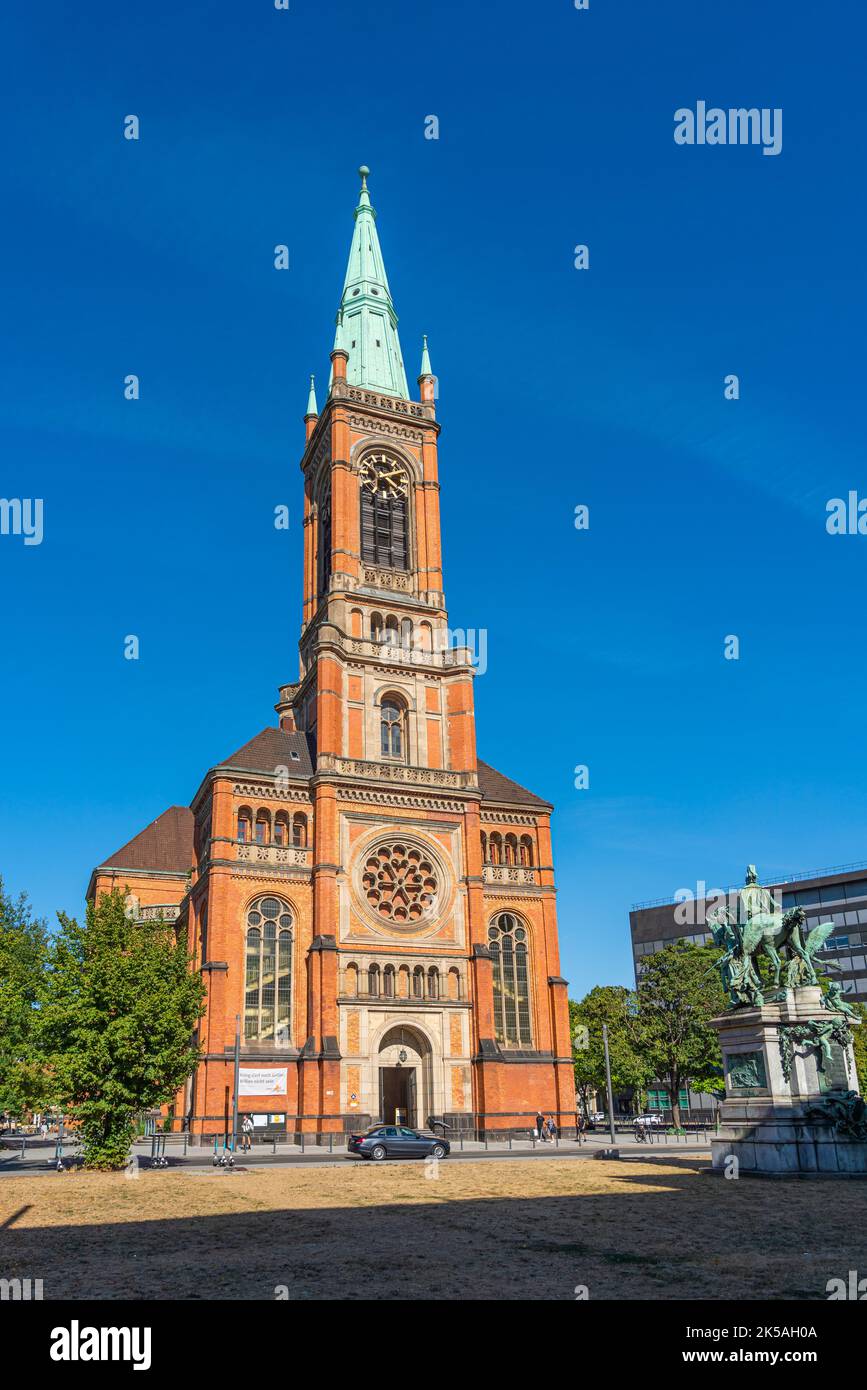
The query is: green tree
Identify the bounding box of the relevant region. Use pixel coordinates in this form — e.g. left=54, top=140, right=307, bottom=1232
left=0, top=878, right=50, bottom=1121
left=570, top=985, right=651, bottom=1118
left=38, top=888, right=205, bottom=1169
left=836, top=999, right=867, bottom=1094
left=635, top=941, right=725, bottom=1129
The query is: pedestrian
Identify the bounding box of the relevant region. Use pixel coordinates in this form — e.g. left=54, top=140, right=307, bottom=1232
left=547, top=1116, right=558, bottom=1142
left=241, top=1113, right=254, bottom=1153
left=534, top=1108, right=545, bottom=1141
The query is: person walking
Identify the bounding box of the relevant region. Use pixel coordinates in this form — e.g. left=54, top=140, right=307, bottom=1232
left=535, top=1108, right=545, bottom=1142
left=241, top=1113, right=254, bottom=1153
left=546, top=1115, right=558, bottom=1142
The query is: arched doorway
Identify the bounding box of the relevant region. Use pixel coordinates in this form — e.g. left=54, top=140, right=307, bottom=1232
left=377, top=1024, right=432, bottom=1127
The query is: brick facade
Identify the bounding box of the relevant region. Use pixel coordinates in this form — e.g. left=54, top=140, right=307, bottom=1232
left=86, top=177, right=575, bottom=1139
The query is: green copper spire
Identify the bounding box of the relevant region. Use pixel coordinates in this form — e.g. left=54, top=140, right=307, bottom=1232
left=332, top=165, right=409, bottom=399
left=420, top=334, right=433, bottom=378
left=305, top=374, right=318, bottom=417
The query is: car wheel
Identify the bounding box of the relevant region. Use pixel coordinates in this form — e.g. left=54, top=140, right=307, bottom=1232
left=370, top=1144, right=387, bottom=1161
left=432, top=1143, right=446, bottom=1160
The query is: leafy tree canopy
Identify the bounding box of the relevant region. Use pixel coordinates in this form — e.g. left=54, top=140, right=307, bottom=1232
left=38, top=889, right=205, bottom=1168
left=0, top=878, right=50, bottom=1119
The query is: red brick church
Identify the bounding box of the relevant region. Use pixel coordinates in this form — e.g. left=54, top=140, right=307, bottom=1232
left=87, top=168, right=575, bottom=1139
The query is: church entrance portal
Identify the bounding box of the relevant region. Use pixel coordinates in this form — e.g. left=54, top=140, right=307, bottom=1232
left=379, top=1066, right=417, bottom=1126
left=377, top=1025, right=431, bottom=1126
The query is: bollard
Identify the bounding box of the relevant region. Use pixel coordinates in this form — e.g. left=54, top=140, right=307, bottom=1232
left=272, top=1136, right=277, bottom=1155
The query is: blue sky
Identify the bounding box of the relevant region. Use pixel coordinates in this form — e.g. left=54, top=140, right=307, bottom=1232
left=2, top=1, right=866, bottom=996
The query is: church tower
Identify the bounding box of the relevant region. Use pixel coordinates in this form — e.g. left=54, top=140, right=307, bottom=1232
left=87, top=167, right=574, bottom=1139
left=271, top=167, right=574, bottom=1132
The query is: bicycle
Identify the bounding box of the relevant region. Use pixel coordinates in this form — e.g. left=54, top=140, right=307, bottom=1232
left=633, top=1122, right=649, bottom=1143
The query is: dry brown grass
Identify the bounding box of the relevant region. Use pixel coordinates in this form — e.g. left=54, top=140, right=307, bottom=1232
left=2, top=1156, right=865, bottom=1300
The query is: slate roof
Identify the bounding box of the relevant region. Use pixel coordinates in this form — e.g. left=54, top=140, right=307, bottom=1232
left=216, top=726, right=316, bottom=778
left=100, top=805, right=194, bottom=874
left=477, top=759, right=550, bottom=809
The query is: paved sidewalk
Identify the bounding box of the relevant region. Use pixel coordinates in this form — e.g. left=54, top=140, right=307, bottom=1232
left=0, top=1131, right=712, bottom=1175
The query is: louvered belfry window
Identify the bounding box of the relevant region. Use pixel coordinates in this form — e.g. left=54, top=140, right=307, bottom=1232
left=359, top=455, right=409, bottom=571
left=361, top=485, right=407, bottom=570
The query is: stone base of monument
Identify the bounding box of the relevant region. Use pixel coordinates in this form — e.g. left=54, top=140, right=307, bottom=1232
left=710, top=986, right=866, bottom=1176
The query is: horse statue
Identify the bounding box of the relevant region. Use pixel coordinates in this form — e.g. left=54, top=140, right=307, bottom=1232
left=707, top=866, right=837, bottom=1006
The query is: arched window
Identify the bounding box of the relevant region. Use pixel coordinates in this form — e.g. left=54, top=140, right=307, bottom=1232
left=317, top=496, right=332, bottom=599
left=380, top=698, right=405, bottom=760
left=505, top=834, right=518, bottom=866
left=427, top=966, right=439, bottom=1000
left=345, top=962, right=359, bottom=997
left=360, top=455, right=408, bottom=571
left=488, top=913, right=532, bottom=1046
left=400, top=617, right=413, bottom=651
left=385, top=615, right=399, bottom=647
left=448, top=967, right=461, bottom=1001
left=292, top=812, right=308, bottom=848
left=371, top=612, right=384, bottom=644
left=520, top=835, right=534, bottom=867
left=489, top=832, right=502, bottom=866
left=412, top=966, right=424, bottom=999
left=255, top=810, right=270, bottom=845
left=383, top=965, right=395, bottom=998
left=273, top=812, right=289, bottom=847
left=237, top=807, right=252, bottom=843
left=368, top=963, right=380, bottom=998
left=480, top=831, right=488, bottom=864
left=244, top=896, right=293, bottom=1042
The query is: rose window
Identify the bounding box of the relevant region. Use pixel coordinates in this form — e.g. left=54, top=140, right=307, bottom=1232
left=362, top=843, right=438, bottom=924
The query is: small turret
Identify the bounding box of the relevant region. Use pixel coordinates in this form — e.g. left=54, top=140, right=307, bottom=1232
left=304, top=375, right=318, bottom=440
left=418, top=334, right=435, bottom=404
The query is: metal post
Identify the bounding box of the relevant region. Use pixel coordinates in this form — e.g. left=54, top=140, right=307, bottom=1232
left=231, top=1013, right=241, bottom=1155
left=602, top=1024, right=616, bottom=1147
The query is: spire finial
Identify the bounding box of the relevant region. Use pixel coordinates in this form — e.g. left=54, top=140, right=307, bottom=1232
left=356, top=164, right=372, bottom=214
left=305, top=373, right=318, bottom=418
left=420, top=334, right=433, bottom=378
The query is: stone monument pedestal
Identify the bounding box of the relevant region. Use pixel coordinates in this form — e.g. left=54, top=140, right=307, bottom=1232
left=710, top=986, right=865, bottom=1175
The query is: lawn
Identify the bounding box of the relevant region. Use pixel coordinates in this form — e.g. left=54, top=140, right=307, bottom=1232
left=2, top=1156, right=864, bottom=1300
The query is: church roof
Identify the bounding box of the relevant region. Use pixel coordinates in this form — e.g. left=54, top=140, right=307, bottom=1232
left=330, top=166, right=409, bottom=399
left=100, top=805, right=194, bottom=874
left=477, top=760, right=550, bottom=809
left=217, top=726, right=316, bottom=778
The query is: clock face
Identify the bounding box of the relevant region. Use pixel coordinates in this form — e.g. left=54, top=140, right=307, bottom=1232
left=359, top=454, right=408, bottom=500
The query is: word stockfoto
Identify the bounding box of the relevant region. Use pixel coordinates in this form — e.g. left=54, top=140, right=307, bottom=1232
left=674, top=102, right=783, bottom=156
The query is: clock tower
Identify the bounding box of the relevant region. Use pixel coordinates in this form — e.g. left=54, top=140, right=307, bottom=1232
left=271, top=167, right=574, bottom=1133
